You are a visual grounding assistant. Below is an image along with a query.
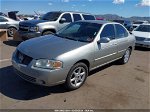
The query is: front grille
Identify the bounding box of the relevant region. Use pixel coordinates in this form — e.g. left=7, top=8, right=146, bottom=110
left=15, top=69, right=36, bottom=82
left=19, top=25, right=29, bottom=31
left=16, top=50, right=33, bottom=65
left=135, top=36, right=145, bottom=41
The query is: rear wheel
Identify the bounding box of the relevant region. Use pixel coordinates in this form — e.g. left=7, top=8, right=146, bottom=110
left=119, top=48, right=131, bottom=64
left=8, top=27, right=17, bottom=37
left=42, top=31, right=54, bottom=36
left=65, top=63, right=88, bottom=90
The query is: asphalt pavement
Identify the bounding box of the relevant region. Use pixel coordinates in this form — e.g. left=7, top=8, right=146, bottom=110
left=0, top=40, right=150, bottom=110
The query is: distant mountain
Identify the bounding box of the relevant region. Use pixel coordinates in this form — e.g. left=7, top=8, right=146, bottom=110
left=95, top=14, right=150, bottom=22
left=128, top=16, right=150, bottom=21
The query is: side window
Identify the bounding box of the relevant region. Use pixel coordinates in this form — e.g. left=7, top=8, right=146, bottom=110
left=100, top=24, right=115, bottom=40
left=115, top=24, right=128, bottom=38
left=82, top=14, right=95, bottom=20
left=73, top=14, right=82, bottom=21
left=61, top=13, right=72, bottom=22
left=0, top=17, right=8, bottom=22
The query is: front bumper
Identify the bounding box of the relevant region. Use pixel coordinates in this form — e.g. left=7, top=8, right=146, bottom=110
left=14, top=31, right=42, bottom=41
left=136, top=41, right=150, bottom=48
left=12, top=57, right=69, bottom=86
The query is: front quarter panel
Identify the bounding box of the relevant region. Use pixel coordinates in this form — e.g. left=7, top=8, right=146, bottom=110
left=37, top=21, right=57, bottom=32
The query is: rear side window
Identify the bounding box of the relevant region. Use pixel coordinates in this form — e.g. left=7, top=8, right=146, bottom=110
left=82, top=14, right=95, bottom=20
left=115, top=24, right=128, bottom=38
left=73, top=14, right=82, bottom=21
left=100, top=24, right=115, bottom=40
left=61, top=13, right=72, bottom=22
left=0, top=17, right=8, bottom=22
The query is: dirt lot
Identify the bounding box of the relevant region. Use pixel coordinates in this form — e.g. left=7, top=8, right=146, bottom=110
left=0, top=40, right=150, bottom=110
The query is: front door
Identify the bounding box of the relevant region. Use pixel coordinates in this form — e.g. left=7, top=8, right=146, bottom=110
left=57, top=13, right=72, bottom=31
left=94, top=24, right=118, bottom=67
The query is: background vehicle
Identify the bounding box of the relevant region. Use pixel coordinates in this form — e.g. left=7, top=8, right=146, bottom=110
left=132, top=24, right=150, bottom=48
left=113, top=19, right=133, bottom=31
left=15, top=11, right=95, bottom=41
left=12, top=20, right=135, bottom=90
left=132, top=21, right=148, bottom=29
left=0, top=12, right=7, bottom=17
left=0, top=16, right=19, bottom=37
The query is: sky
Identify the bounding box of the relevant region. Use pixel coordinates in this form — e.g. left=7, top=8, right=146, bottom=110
left=0, top=0, right=150, bottom=17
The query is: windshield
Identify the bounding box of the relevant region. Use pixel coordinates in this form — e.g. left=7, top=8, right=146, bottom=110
left=135, top=25, right=150, bottom=32
left=133, top=22, right=144, bottom=24
left=56, top=22, right=102, bottom=42
left=41, top=12, right=61, bottom=21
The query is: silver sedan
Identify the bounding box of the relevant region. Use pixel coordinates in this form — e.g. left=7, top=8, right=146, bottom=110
left=12, top=20, right=135, bottom=90
left=0, top=16, right=19, bottom=37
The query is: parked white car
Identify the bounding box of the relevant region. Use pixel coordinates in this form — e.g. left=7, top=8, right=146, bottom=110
left=132, top=21, right=148, bottom=29
left=132, top=24, right=150, bottom=48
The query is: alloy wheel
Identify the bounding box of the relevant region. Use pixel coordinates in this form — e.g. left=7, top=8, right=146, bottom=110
left=70, top=67, right=86, bottom=88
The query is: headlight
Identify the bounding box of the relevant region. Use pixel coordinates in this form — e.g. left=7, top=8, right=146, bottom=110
left=29, top=26, right=39, bottom=32
left=34, top=59, right=63, bottom=69
left=144, top=38, right=150, bottom=41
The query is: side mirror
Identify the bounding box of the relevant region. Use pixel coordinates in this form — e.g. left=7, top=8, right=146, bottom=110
left=59, top=18, right=66, bottom=24
left=130, top=31, right=132, bottom=34
left=97, top=37, right=110, bottom=44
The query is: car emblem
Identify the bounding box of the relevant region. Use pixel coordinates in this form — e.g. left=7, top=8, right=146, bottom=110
left=18, top=53, right=24, bottom=63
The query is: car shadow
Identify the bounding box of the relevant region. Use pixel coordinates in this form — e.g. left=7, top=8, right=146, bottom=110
left=135, top=46, right=150, bottom=51
left=89, top=62, right=116, bottom=76
left=0, top=65, right=68, bottom=101
left=3, top=40, right=21, bottom=47
left=0, top=61, right=119, bottom=101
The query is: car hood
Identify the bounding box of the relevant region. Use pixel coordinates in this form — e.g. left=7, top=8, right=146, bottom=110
left=132, top=31, right=150, bottom=38
left=17, top=35, right=87, bottom=59
left=19, top=19, right=48, bottom=26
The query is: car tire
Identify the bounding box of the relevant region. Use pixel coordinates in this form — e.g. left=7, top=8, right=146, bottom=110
left=65, top=63, right=88, bottom=90
left=8, top=27, right=17, bottom=37
left=42, top=31, right=54, bottom=36
left=119, top=48, right=131, bottom=64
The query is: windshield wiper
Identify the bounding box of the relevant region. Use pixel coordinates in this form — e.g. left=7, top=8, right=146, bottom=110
left=53, top=34, right=83, bottom=42
left=42, top=18, right=46, bottom=20
left=62, top=36, right=79, bottom=41
left=77, top=39, right=89, bottom=43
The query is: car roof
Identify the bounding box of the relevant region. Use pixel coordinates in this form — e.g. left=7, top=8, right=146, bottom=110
left=76, top=20, right=115, bottom=25
left=0, top=15, right=5, bottom=17
left=47, top=11, right=93, bottom=15
left=0, top=16, right=9, bottom=19
left=0, top=15, right=17, bottom=21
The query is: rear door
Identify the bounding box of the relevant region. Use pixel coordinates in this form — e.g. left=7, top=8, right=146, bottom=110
left=115, top=24, right=129, bottom=57
left=73, top=14, right=82, bottom=22
left=82, top=14, right=95, bottom=20
left=0, top=17, right=9, bottom=29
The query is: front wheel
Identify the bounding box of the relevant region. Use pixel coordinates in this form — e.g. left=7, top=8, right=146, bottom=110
left=119, top=48, right=131, bottom=64
left=42, top=31, right=54, bottom=36
left=65, top=63, right=88, bottom=90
